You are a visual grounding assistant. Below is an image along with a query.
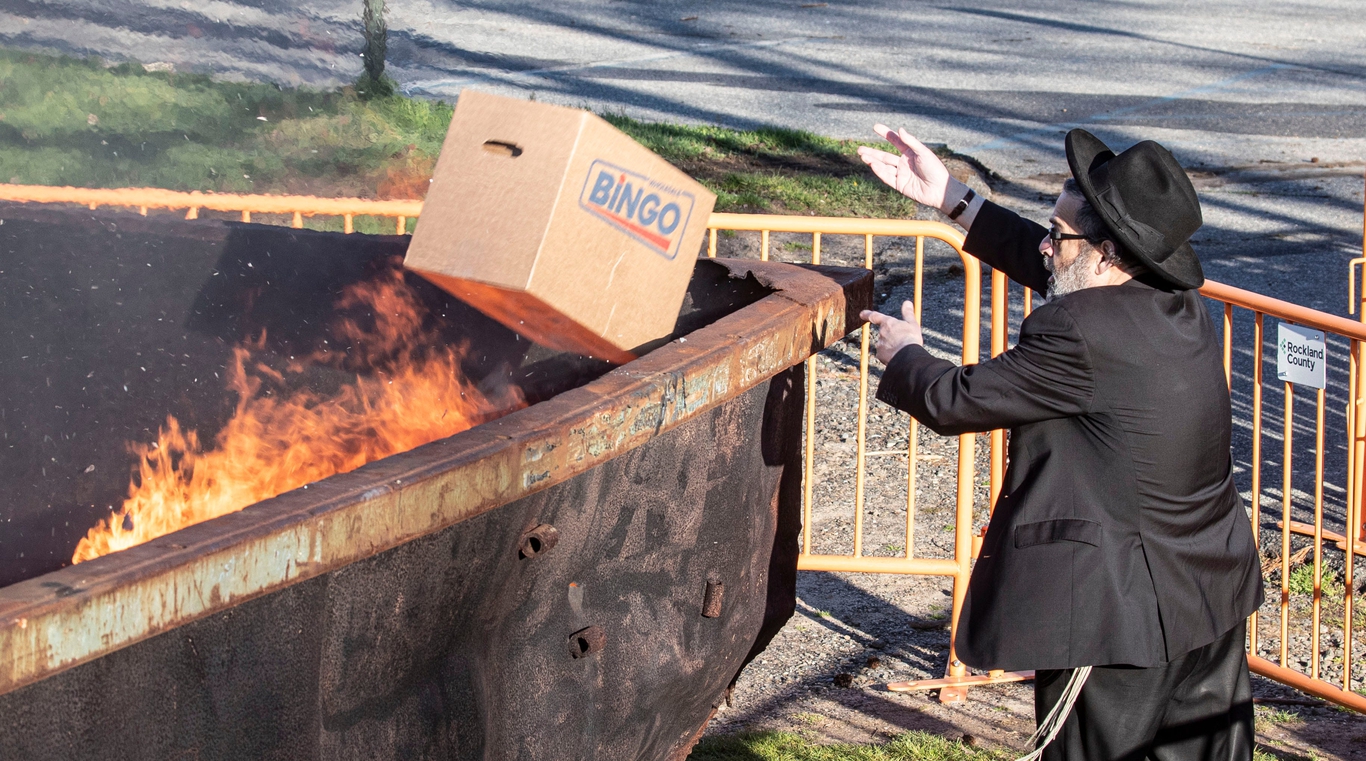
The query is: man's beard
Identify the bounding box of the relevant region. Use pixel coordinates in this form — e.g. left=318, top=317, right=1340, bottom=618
left=1045, top=249, right=1097, bottom=300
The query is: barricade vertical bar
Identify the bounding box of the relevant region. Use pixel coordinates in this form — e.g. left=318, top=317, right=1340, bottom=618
left=991, top=270, right=1007, bottom=355
left=291, top=212, right=303, bottom=229
left=1349, top=398, right=1356, bottom=557
left=1355, top=258, right=1366, bottom=549
left=1250, top=312, right=1265, bottom=656
left=1357, top=175, right=1366, bottom=548
left=343, top=214, right=353, bottom=234
left=1346, top=341, right=1360, bottom=691
left=905, top=236, right=925, bottom=559
left=1349, top=340, right=1356, bottom=538
left=913, top=236, right=924, bottom=322
left=852, top=234, right=873, bottom=558
left=802, top=391, right=813, bottom=558
left=802, top=231, right=822, bottom=558
left=1023, top=287, right=1032, bottom=317
left=1356, top=333, right=1366, bottom=554
left=905, top=415, right=918, bottom=559
left=944, top=251, right=983, bottom=698
left=708, top=228, right=717, bottom=259
left=1282, top=381, right=1294, bottom=668
left=1223, top=304, right=1234, bottom=389
left=397, top=216, right=406, bottom=235
left=138, top=206, right=148, bottom=216
left=185, top=207, right=198, bottom=220
left=760, top=230, right=770, bottom=262
left=241, top=211, right=251, bottom=223
left=1344, top=263, right=1355, bottom=549
left=990, top=269, right=1007, bottom=511
left=1354, top=257, right=1366, bottom=558
left=1312, top=387, right=1325, bottom=679
left=943, top=429, right=974, bottom=699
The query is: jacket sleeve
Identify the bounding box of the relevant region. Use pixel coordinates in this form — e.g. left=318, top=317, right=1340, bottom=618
left=875, top=302, right=1094, bottom=435
left=962, top=200, right=1051, bottom=296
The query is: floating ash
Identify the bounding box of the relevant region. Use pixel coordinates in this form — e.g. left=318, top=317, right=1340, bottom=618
left=72, top=270, right=525, bottom=563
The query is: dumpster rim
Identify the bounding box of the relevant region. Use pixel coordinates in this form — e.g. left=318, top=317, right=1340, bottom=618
left=0, top=256, right=869, bottom=697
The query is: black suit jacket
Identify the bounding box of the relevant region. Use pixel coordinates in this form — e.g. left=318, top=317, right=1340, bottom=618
left=877, top=200, right=1263, bottom=671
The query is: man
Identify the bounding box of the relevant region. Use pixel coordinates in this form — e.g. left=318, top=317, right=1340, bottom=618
left=857, top=125, right=1264, bottom=761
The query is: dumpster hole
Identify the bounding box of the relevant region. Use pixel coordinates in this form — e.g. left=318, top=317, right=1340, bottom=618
left=702, top=580, right=724, bottom=618
left=568, top=626, right=605, bottom=659
left=518, top=524, right=559, bottom=559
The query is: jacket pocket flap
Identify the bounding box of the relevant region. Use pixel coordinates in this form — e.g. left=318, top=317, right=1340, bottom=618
left=1013, top=518, right=1102, bottom=549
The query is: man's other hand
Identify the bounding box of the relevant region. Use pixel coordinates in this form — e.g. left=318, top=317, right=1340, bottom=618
left=856, top=125, right=952, bottom=210
left=860, top=301, right=924, bottom=364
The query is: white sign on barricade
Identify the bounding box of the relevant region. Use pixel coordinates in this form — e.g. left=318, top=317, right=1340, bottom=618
left=1276, top=322, right=1327, bottom=389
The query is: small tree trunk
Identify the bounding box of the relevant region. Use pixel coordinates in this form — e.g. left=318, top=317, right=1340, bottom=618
left=361, top=0, right=390, bottom=95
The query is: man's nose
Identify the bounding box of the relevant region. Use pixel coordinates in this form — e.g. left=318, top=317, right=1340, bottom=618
left=1039, top=236, right=1054, bottom=257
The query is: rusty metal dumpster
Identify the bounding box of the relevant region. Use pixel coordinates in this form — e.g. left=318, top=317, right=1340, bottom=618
left=0, top=203, right=870, bottom=760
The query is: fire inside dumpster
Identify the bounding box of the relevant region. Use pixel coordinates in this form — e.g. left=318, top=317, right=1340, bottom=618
left=0, top=202, right=642, bottom=585
left=72, top=269, right=525, bottom=563
left=0, top=201, right=869, bottom=760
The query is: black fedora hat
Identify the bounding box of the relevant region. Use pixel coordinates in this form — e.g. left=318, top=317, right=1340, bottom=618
left=1064, top=129, right=1204, bottom=290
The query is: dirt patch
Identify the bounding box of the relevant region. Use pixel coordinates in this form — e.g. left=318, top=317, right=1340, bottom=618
left=674, top=150, right=868, bottom=181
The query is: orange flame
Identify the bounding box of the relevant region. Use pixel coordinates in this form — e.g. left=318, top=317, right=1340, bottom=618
left=72, top=271, right=523, bottom=563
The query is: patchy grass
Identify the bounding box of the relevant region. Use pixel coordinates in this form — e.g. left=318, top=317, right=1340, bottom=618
left=0, top=48, right=449, bottom=202
left=688, top=731, right=1002, bottom=761
left=1255, top=705, right=1303, bottom=735
left=0, top=47, right=915, bottom=224
left=1253, top=749, right=1301, bottom=761
left=688, top=730, right=1290, bottom=761
left=1287, top=565, right=1345, bottom=601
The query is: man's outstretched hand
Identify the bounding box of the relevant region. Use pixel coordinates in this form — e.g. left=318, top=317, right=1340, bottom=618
left=860, top=301, right=924, bottom=364
left=856, top=125, right=952, bottom=211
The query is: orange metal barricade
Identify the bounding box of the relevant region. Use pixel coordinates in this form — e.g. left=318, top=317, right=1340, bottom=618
left=704, top=213, right=1012, bottom=701
left=1198, top=280, right=1366, bottom=712
left=2, top=183, right=1362, bottom=712
left=0, top=183, right=421, bottom=234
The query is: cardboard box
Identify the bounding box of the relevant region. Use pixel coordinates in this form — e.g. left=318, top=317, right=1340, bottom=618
left=404, top=90, right=716, bottom=364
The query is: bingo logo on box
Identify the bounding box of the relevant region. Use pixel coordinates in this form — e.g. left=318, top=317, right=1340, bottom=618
left=578, top=160, right=696, bottom=260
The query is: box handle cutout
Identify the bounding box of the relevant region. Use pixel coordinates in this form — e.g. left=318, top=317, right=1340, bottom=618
left=482, top=140, right=523, bottom=157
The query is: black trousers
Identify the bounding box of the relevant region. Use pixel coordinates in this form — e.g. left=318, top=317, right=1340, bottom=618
left=1035, top=621, right=1254, bottom=761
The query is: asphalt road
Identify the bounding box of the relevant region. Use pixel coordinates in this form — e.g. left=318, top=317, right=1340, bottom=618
left=6, top=1, right=1363, bottom=293
left=6, top=1, right=1364, bottom=170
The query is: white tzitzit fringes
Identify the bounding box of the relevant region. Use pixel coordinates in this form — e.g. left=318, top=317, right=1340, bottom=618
left=1012, top=666, right=1092, bottom=761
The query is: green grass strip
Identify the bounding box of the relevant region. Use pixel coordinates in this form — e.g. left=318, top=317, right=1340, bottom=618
left=0, top=48, right=450, bottom=198
left=688, top=731, right=1003, bottom=761
left=0, top=47, right=915, bottom=218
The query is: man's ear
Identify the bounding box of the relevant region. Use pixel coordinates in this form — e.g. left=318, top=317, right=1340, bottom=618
left=1094, top=241, right=1118, bottom=274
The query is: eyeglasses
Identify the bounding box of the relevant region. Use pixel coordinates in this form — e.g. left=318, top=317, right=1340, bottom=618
left=1049, top=226, right=1099, bottom=246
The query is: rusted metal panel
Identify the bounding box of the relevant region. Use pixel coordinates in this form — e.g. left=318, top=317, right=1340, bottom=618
left=0, top=367, right=808, bottom=760
left=0, top=219, right=868, bottom=704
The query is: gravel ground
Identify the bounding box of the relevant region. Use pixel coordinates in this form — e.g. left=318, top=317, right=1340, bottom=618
left=701, top=162, right=1366, bottom=759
